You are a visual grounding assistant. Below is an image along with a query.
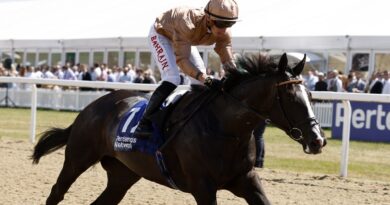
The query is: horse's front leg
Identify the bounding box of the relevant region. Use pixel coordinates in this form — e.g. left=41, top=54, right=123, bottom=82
left=225, top=170, right=271, bottom=205
left=189, top=179, right=218, bottom=205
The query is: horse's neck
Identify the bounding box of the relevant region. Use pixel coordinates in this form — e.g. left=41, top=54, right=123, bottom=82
left=214, top=80, right=276, bottom=136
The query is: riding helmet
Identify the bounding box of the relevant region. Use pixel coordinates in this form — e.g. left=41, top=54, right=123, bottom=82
left=204, top=0, right=239, bottom=22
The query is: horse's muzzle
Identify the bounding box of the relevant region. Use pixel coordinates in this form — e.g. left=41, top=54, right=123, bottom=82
left=303, top=136, right=326, bottom=154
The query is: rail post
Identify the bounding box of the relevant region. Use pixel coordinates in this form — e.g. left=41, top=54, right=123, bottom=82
left=340, top=100, right=352, bottom=177
left=30, top=85, right=37, bottom=143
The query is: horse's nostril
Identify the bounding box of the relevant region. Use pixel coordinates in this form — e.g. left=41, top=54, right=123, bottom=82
left=310, top=142, right=318, bottom=149
left=310, top=139, right=324, bottom=150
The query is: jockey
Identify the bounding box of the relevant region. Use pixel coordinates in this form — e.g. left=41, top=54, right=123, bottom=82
left=134, top=0, right=240, bottom=137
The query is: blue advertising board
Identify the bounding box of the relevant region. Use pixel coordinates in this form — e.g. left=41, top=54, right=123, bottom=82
left=332, top=101, right=390, bottom=143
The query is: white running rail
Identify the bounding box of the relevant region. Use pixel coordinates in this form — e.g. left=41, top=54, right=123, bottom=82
left=1, top=77, right=390, bottom=178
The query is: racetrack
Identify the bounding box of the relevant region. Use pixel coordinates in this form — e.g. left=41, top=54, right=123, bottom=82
left=1, top=138, right=389, bottom=205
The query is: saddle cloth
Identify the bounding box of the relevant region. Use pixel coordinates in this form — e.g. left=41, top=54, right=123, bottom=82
left=114, top=90, right=189, bottom=154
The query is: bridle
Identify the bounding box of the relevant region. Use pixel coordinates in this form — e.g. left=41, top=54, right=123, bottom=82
left=275, top=79, right=320, bottom=142
left=224, top=77, right=319, bottom=142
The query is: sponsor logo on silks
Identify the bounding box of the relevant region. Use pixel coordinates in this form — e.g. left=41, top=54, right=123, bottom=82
left=332, top=101, right=390, bottom=142
left=151, top=35, right=169, bottom=71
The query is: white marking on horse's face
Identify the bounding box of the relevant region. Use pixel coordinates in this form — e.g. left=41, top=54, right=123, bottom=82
left=297, top=85, right=324, bottom=147
left=298, top=84, right=315, bottom=118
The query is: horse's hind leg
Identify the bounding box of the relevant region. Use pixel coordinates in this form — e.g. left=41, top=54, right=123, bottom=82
left=91, top=156, right=141, bottom=205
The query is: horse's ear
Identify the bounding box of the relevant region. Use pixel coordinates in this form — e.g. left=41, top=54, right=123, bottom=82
left=278, top=53, right=288, bottom=72
left=292, top=54, right=306, bottom=76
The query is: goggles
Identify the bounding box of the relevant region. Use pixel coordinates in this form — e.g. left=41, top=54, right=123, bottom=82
left=213, top=20, right=236, bottom=28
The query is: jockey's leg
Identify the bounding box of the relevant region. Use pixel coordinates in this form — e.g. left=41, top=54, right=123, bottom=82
left=134, top=81, right=177, bottom=137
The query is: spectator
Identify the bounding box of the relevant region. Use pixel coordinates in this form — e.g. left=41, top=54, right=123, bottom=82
left=366, top=71, right=383, bottom=94
left=253, top=120, right=266, bottom=168
left=35, top=66, right=44, bottom=78
left=98, top=63, right=108, bottom=81
left=107, top=68, right=116, bottom=82
left=79, top=64, right=93, bottom=91
left=304, top=70, right=318, bottom=91
left=62, top=65, right=77, bottom=80
left=349, top=72, right=366, bottom=93
left=133, top=69, right=144, bottom=83
left=142, top=69, right=157, bottom=84
left=20, top=66, right=39, bottom=89
left=114, top=66, right=125, bottom=82
left=90, top=63, right=101, bottom=81
left=72, top=65, right=79, bottom=78
left=18, top=66, right=26, bottom=77
left=339, top=73, right=349, bottom=91
left=53, top=65, right=64, bottom=79
left=327, top=70, right=343, bottom=92
left=42, top=65, right=56, bottom=79
left=118, top=66, right=132, bottom=83
left=382, top=70, right=390, bottom=94
left=25, top=66, right=38, bottom=79
left=314, top=72, right=327, bottom=91
left=79, top=64, right=91, bottom=80
left=127, top=64, right=137, bottom=80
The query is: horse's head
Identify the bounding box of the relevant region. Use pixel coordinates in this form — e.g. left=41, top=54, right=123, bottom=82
left=268, top=53, right=326, bottom=154
left=226, top=53, right=326, bottom=154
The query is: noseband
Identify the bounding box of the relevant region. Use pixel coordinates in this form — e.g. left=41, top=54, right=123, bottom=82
left=275, top=79, right=320, bottom=142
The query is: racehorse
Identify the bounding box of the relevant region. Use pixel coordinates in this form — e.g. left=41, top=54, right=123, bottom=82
left=32, top=53, right=326, bottom=205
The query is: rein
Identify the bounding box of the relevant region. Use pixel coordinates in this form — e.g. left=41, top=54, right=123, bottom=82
left=222, top=78, right=302, bottom=124
left=277, top=79, right=303, bottom=86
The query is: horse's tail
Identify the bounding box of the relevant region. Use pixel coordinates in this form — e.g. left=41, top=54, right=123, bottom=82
left=31, top=125, right=72, bottom=164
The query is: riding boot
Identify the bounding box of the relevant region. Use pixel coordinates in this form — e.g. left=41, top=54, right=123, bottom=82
left=134, top=81, right=177, bottom=138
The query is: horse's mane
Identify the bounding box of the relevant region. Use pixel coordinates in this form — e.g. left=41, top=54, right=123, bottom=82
left=223, top=54, right=279, bottom=90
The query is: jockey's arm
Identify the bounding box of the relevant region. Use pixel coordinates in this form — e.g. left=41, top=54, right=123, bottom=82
left=174, top=39, right=209, bottom=83
left=177, top=59, right=208, bottom=83
left=214, top=32, right=237, bottom=73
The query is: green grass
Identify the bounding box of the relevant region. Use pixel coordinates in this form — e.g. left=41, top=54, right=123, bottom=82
left=1, top=107, right=390, bottom=182
left=0, top=107, right=78, bottom=139
left=263, top=127, right=390, bottom=181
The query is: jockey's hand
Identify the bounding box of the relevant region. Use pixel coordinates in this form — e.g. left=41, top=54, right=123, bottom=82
left=223, top=60, right=237, bottom=74
left=204, top=76, right=223, bottom=91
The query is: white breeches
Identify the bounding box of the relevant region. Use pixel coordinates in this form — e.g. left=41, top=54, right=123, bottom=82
left=147, top=26, right=206, bottom=85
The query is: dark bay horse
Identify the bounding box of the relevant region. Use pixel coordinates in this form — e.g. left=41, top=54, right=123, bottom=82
left=32, top=53, right=326, bottom=205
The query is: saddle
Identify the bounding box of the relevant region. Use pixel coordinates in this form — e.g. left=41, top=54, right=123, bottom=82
left=151, top=85, right=213, bottom=138
left=114, top=85, right=216, bottom=153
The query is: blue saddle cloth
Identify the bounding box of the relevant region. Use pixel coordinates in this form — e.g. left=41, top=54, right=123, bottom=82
left=114, top=100, right=164, bottom=154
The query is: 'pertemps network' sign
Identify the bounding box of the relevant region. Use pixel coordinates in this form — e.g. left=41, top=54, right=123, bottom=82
left=332, top=101, right=390, bottom=143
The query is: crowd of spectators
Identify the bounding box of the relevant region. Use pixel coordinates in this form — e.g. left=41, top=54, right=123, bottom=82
left=0, top=62, right=159, bottom=90
left=1, top=60, right=389, bottom=95
left=302, top=69, right=390, bottom=94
